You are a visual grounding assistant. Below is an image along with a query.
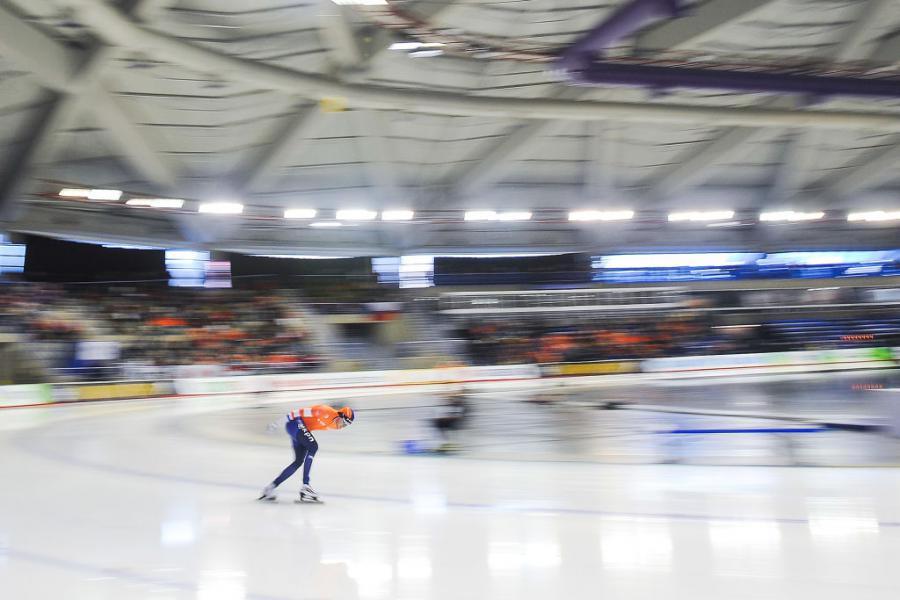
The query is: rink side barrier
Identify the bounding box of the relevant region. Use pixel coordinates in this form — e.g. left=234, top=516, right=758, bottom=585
left=0, top=348, right=897, bottom=407
left=53, top=381, right=176, bottom=402
left=171, top=364, right=541, bottom=397
left=0, top=384, right=54, bottom=407
left=640, top=347, right=897, bottom=376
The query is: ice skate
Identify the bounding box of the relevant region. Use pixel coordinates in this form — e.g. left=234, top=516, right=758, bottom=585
left=257, top=484, right=277, bottom=501
left=297, top=484, right=323, bottom=503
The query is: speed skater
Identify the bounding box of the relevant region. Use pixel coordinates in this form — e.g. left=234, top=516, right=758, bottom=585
left=259, top=404, right=354, bottom=503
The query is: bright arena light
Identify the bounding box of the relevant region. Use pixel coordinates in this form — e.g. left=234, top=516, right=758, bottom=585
left=58, top=188, right=90, bottom=198
left=497, top=211, right=532, bottom=221
left=465, top=211, right=532, bottom=222
left=336, top=209, right=378, bottom=221
left=87, top=189, right=123, bottom=201
left=759, top=210, right=824, bottom=222
left=465, top=210, right=497, bottom=221
left=668, top=210, right=735, bottom=222
left=283, top=208, right=318, bottom=219
left=409, top=50, right=444, bottom=58
left=59, top=188, right=123, bottom=201
left=331, top=0, right=386, bottom=5
left=309, top=221, right=344, bottom=228
left=126, top=198, right=184, bottom=209
left=198, top=202, right=243, bottom=215
left=389, top=42, right=444, bottom=51
left=847, top=210, right=900, bottom=222
left=382, top=210, right=415, bottom=221
left=569, top=210, right=634, bottom=222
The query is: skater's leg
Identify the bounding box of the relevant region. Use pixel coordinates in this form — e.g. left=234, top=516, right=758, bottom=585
left=272, top=439, right=307, bottom=487
left=302, top=439, right=318, bottom=485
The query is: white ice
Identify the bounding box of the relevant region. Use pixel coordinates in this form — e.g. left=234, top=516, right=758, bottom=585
left=2, top=384, right=900, bottom=600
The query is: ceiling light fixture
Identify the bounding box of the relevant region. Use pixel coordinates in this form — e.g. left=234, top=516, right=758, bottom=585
left=58, top=188, right=90, bottom=198
left=309, top=221, right=344, bottom=228
left=59, top=188, right=123, bottom=201
left=847, top=210, right=900, bottom=222
left=497, top=211, right=532, bottom=221
left=126, top=198, right=184, bottom=209
left=336, top=209, right=377, bottom=221
left=284, top=208, right=318, bottom=219
left=389, top=42, right=444, bottom=51
left=759, top=210, right=824, bottom=222
left=568, top=210, right=634, bottom=222
left=87, top=189, right=123, bottom=201
left=382, top=210, right=415, bottom=221
left=409, top=49, right=444, bottom=58
left=464, top=210, right=532, bottom=221
left=668, top=210, right=735, bottom=222
left=198, top=202, right=243, bottom=215
left=464, top=210, right=497, bottom=221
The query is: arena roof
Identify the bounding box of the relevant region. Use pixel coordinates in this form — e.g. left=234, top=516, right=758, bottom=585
left=0, top=0, right=898, bottom=256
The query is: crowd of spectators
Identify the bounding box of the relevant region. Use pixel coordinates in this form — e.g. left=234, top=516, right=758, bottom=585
left=4, top=281, right=899, bottom=382
left=0, top=283, right=321, bottom=381
left=459, top=315, right=726, bottom=365
left=456, top=313, right=900, bottom=365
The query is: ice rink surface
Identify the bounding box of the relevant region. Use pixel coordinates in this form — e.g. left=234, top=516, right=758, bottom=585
left=3, top=371, right=900, bottom=599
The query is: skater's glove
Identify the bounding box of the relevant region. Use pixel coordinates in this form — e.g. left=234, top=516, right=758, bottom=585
left=266, top=422, right=279, bottom=433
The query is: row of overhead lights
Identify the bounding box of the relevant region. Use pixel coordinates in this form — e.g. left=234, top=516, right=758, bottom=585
left=58, top=189, right=415, bottom=224
left=57, top=190, right=900, bottom=224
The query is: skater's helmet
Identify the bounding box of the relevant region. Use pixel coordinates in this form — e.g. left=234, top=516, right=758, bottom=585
left=338, top=406, right=355, bottom=425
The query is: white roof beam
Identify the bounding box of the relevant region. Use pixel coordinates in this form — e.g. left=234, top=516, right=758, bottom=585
left=871, top=31, right=900, bottom=64
left=0, top=94, right=82, bottom=221
left=52, top=1, right=900, bottom=130
left=811, top=24, right=900, bottom=198
left=353, top=109, right=401, bottom=200
left=125, top=0, right=179, bottom=21
left=242, top=1, right=460, bottom=194
left=768, top=0, right=894, bottom=203
left=636, top=0, right=776, bottom=51
left=361, top=0, right=460, bottom=67
left=0, top=0, right=178, bottom=217
left=236, top=105, right=323, bottom=192
left=585, top=121, right=617, bottom=200
left=824, top=135, right=900, bottom=197
left=449, top=88, right=586, bottom=195
left=648, top=126, right=763, bottom=197
left=450, top=0, right=781, bottom=196
left=0, top=3, right=82, bottom=90
left=830, top=0, right=895, bottom=61
left=767, top=130, right=821, bottom=204
left=318, top=3, right=364, bottom=68
left=83, top=81, right=178, bottom=188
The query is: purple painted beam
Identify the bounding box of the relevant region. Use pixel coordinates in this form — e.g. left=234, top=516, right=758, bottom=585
left=557, top=0, right=683, bottom=72
left=569, top=61, right=900, bottom=99
left=556, top=0, right=900, bottom=99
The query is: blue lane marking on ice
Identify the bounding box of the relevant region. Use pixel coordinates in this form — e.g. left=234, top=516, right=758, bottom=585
left=663, top=427, right=827, bottom=434
left=12, top=426, right=900, bottom=530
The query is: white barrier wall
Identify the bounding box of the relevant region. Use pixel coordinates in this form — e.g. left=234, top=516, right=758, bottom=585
left=173, top=365, right=542, bottom=396
left=0, top=384, right=53, bottom=407
left=1, top=349, right=896, bottom=406
left=642, top=347, right=897, bottom=376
